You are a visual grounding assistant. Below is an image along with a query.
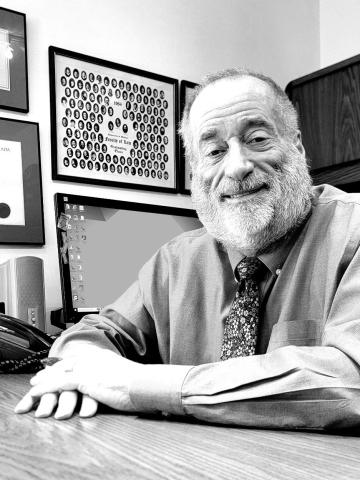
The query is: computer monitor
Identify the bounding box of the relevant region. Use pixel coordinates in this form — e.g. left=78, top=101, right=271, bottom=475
left=54, top=193, right=202, bottom=326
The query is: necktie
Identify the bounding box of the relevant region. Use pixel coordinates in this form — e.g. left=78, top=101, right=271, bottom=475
left=220, top=257, right=263, bottom=360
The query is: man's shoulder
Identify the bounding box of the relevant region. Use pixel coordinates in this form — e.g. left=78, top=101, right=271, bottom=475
left=313, top=184, right=360, bottom=208
left=309, top=184, right=360, bottom=241
left=164, top=226, right=215, bottom=251
left=154, top=226, right=224, bottom=265
left=139, top=226, right=223, bottom=279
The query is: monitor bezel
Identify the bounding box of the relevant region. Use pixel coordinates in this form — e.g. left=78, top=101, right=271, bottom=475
left=54, top=192, right=199, bottom=326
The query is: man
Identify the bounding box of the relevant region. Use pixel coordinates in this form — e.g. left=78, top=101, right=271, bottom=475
left=16, top=69, right=360, bottom=429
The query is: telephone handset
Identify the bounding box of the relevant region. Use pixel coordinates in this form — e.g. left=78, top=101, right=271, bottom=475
left=0, top=314, right=54, bottom=373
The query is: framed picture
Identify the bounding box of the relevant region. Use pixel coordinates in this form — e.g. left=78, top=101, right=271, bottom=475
left=49, top=46, right=179, bottom=193
left=179, top=80, right=198, bottom=194
left=0, top=7, right=29, bottom=112
left=0, top=118, right=44, bottom=244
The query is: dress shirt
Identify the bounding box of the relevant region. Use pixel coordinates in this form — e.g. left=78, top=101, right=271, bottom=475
left=51, top=184, right=360, bottom=430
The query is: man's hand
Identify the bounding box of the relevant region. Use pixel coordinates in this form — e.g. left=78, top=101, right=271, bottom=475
left=14, top=349, right=141, bottom=419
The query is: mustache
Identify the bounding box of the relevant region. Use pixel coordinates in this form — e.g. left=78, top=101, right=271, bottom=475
left=215, top=175, right=272, bottom=196
left=213, top=157, right=295, bottom=197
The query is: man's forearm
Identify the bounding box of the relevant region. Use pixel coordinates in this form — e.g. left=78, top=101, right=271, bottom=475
left=129, top=345, right=360, bottom=430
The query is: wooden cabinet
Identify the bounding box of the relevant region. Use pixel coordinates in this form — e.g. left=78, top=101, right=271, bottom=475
left=286, top=54, right=360, bottom=191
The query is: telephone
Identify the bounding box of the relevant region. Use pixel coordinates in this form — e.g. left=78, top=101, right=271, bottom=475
left=0, top=314, right=54, bottom=373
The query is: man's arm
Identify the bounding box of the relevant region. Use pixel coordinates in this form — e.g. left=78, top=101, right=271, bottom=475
left=39, top=243, right=360, bottom=430
left=16, top=239, right=360, bottom=429
left=15, top=279, right=163, bottom=419
left=128, top=243, right=360, bottom=430
left=128, top=345, right=360, bottom=430
left=48, top=281, right=162, bottom=363
left=16, top=341, right=360, bottom=429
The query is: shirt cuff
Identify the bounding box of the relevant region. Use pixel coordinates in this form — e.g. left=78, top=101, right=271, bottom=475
left=129, top=364, right=192, bottom=415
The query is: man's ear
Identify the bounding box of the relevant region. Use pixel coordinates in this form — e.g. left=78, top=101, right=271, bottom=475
left=294, top=130, right=306, bottom=156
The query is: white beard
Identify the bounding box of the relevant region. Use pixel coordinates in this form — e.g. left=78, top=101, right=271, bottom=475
left=191, top=147, right=313, bottom=256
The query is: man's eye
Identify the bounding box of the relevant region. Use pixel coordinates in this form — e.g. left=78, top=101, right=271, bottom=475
left=208, top=148, right=225, bottom=157
left=248, top=136, right=267, bottom=144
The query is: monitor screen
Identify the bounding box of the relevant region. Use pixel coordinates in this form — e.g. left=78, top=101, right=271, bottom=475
left=54, top=193, right=202, bottom=325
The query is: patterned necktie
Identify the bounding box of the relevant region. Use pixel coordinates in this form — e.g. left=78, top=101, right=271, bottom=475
left=220, top=257, right=263, bottom=360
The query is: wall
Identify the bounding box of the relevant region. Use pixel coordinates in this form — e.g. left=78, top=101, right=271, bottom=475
left=320, top=0, right=360, bottom=68
left=0, top=0, right=320, bottom=332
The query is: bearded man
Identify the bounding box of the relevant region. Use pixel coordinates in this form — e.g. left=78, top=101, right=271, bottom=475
left=16, top=69, right=360, bottom=430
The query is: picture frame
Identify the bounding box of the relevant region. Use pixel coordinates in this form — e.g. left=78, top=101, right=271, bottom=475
left=0, top=7, right=29, bottom=113
left=49, top=46, right=179, bottom=193
left=0, top=118, right=44, bottom=244
left=179, top=80, right=198, bottom=194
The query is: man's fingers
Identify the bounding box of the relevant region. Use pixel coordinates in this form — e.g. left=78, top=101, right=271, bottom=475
left=79, top=394, right=98, bottom=418
left=34, top=393, right=59, bottom=418
left=14, top=392, right=38, bottom=414
left=54, top=391, right=79, bottom=420
left=14, top=389, right=97, bottom=420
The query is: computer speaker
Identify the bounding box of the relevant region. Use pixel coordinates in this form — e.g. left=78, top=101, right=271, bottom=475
left=0, top=256, right=46, bottom=330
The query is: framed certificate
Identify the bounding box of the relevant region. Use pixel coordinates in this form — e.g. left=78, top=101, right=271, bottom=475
left=49, top=46, right=179, bottom=193
left=179, top=80, right=198, bottom=194
left=0, top=7, right=29, bottom=112
left=0, top=118, right=44, bottom=244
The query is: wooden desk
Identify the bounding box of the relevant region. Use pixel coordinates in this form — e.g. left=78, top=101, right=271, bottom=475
left=1, top=374, right=360, bottom=480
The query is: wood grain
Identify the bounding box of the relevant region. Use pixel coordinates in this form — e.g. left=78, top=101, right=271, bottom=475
left=286, top=55, right=360, bottom=188
left=311, top=159, right=360, bottom=187
left=1, top=374, right=360, bottom=480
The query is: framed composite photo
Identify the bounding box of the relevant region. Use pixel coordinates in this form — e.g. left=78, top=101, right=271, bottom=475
left=179, top=80, right=198, bottom=194
left=0, top=118, right=44, bottom=244
left=49, top=46, right=179, bottom=193
left=0, top=7, right=29, bottom=112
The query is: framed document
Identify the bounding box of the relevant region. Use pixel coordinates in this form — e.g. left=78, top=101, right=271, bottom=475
left=0, top=118, right=44, bottom=244
left=0, top=7, right=29, bottom=112
left=179, top=80, right=198, bottom=194
left=49, top=46, right=179, bottom=193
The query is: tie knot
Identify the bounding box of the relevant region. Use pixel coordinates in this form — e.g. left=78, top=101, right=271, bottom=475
left=236, top=257, right=262, bottom=281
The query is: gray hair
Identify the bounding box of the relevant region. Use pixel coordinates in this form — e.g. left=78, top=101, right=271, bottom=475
left=179, top=68, right=299, bottom=165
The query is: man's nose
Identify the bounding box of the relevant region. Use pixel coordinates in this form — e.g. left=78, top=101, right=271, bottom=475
left=223, top=141, right=254, bottom=181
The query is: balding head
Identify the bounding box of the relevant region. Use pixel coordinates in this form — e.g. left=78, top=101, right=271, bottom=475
left=180, top=68, right=299, bottom=166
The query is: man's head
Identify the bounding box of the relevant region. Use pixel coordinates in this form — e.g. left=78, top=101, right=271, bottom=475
left=180, top=68, right=313, bottom=256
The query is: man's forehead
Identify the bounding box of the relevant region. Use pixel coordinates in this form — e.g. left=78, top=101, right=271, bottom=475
left=189, top=76, right=275, bottom=127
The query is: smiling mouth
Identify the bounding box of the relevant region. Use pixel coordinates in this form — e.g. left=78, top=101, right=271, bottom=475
left=222, top=184, right=268, bottom=200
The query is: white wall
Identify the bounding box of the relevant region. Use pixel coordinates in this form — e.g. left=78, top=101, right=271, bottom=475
left=0, top=0, right=320, bottom=332
left=320, top=0, right=360, bottom=68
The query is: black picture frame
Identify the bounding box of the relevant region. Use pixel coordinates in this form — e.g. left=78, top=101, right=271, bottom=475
left=179, top=80, right=198, bottom=194
left=0, top=7, right=29, bottom=113
left=49, top=46, right=179, bottom=193
left=0, top=118, right=44, bottom=245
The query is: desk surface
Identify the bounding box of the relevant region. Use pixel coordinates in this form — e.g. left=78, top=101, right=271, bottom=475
left=1, top=374, right=360, bottom=480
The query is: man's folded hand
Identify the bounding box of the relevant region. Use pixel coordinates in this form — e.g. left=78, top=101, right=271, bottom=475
left=14, top=349, right=141, bottom=419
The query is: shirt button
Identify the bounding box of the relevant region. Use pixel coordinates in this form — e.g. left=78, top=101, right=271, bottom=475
left=276, top=269, right=281, bottom=276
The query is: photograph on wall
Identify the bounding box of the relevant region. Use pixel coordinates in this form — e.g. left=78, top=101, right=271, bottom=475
left=179, top=80, right=198, bottom=194
left=49, top=47, right=179, bottom=193
left=0, top=118, right=44, bottom=244
left=0, top=7, right=29, bottom=112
